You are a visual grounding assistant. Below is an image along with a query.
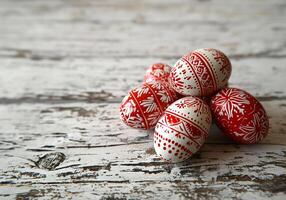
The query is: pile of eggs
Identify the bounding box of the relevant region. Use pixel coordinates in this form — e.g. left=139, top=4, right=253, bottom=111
left=120, top=48, right=269, bottom=163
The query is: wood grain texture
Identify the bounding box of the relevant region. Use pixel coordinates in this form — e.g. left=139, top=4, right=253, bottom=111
left=0, top=0, right=286, bottom=199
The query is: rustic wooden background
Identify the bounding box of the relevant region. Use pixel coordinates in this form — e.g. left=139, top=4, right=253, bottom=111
left=0, top=0, right=286, bottom=199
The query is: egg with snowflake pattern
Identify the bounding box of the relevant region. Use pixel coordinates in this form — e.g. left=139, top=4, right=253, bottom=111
left=120, top=80, right=178, bottom=129
left=144, top=63, right=172, bottom=83
left=169, top=48, right=231, bottom=96
left=210, top=87, right=269, bottom=144
left=154, top=97, right=212, bottom=163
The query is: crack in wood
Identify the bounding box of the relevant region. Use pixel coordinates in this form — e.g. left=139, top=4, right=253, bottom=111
left=34, top=152, right=66, bottom=170
left=0, top=91, right=117, bottom=105
left=41, top=106, right=97, bottom=117
left=1, top=47, right=286, bottom=61
left=0, top=95, right=286, bottom=105
left=65, top=141, right=151, bottom=149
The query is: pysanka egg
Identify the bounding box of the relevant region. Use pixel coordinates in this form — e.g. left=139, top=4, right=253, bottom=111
left=154, top=97, right=212, bottom=163
left=169, top=48, right=232, bottom=96
left=120, top=80, right=178, bottom=129
left=144, top=63, right=172, bottom=83
left=210, top=88, right=269, bottom=144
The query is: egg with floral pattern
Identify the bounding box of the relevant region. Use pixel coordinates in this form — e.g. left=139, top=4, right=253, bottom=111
left=154, top=97, right=212, bottom=163
left=210, top=87, right=269, bottom=144
left=144, top=63, right=172, bottom=83
left=120, top=80, right=178, bottom=129
left=169, top=48, right=231, bottom=96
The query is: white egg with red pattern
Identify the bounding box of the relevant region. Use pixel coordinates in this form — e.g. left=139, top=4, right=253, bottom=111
left=154, top=96, right=212, bottom=163
left=169, top=48, right=232, bottom=97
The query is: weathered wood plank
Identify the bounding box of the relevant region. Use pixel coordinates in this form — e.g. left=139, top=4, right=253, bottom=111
left=0, top=100, right=285, bottom=199
left=1, top=144, right=286, bottom=199
left=0, top=100, right=285, bottom=148
left=0, top=0, right=285, bottom=53
left=0, top=0, right=286, bottom=61
left=0, top=57, right=285, bottom=102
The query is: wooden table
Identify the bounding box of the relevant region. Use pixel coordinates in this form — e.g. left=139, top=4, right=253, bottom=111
left=0, top=0, right=286, bottom=199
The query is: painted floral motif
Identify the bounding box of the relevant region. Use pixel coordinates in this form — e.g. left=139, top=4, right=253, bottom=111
left=121, top=99, right=135, bottom=118
left=153, top=69, right=165, bottom=77
left=170, top=61, right=186, bottom=92
left=188, top=53, right=216, bottom=96
left=144, top=63, right=171, bottom=83
left=147, top=110, right=161, bottom=126
left=141, top=96, right=157, bottom=113
left=175, top=98, right=198, bottom=109
left=205, top=48, right=231, bottom=81
left=158, top=90, right=170, bottom=103
left=212, top=88, right=250, bottom=119
left=183, top=98, right=201, bottom=108
left=174, top=98, right=209, bottom=116
left=125, top=113, right=144, bottom=128
left=134, top=86, right=149, bottom=97
left=234, top=108, right=269, bottom=143
left=151, top=81, right=163, bottom=90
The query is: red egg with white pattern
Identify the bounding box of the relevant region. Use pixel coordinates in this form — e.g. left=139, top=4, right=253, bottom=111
left=210, top=87, right=269, bottom=144
left=144, top=63, right=172, bottom=83
left=169, top=48, right=231, bottom=97
left=120, top=80, right=178, bottom=129
left=154, top=97, right=212, bottom=163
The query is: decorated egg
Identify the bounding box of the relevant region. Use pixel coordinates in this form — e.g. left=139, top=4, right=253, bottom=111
left=169, top=48, right=232, bottom=96
left=144, top=63, right=171, bottom=83
left=120, top=80, right=178, bottom=129
left=210, top=88, right=269, bottom=144
left=154, top=97, right=212, bottom=163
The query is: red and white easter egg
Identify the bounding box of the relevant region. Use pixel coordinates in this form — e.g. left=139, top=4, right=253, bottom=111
left=120, top=81, right=178, bottom=129
left=169, top=48, right=232, bottom=96
left=210, top=88, right=269, bottom=144
left=154, top=97, right=212, bottom=163
left=144, top=63, right=172, bottom=83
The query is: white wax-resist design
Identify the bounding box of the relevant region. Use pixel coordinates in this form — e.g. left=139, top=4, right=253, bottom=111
left=170, top=59, right=199, bottom=95
left=158, top=90, right=170, bottom=103
left=151, top=81, right=163, bottom=90
left=144, top=63, right=172, bottom=83
left=235, top=108, right=269, bottom=143
left=212, top=88, right=250, bottom=119
left=121, top=98, right=135, bottom=117
left=134, top=86, right=149, bottom=97
left=152, top=67, right=170, bottom=76
left=147, top=111, right=161, bottom=127
left=141, top=96, right=157, bottom=113
left=125, top=113, right=144, bottom=128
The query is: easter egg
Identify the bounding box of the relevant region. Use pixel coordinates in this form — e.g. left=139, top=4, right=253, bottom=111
left=210, top=88, right=269, bottom=144
left=120, top=80, right=178, bottom=129
left=144, top=63, right=171, bottom=83
left=154, top=97, right=212, bottom=163
left=169, top=48, right=232, bottom=96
